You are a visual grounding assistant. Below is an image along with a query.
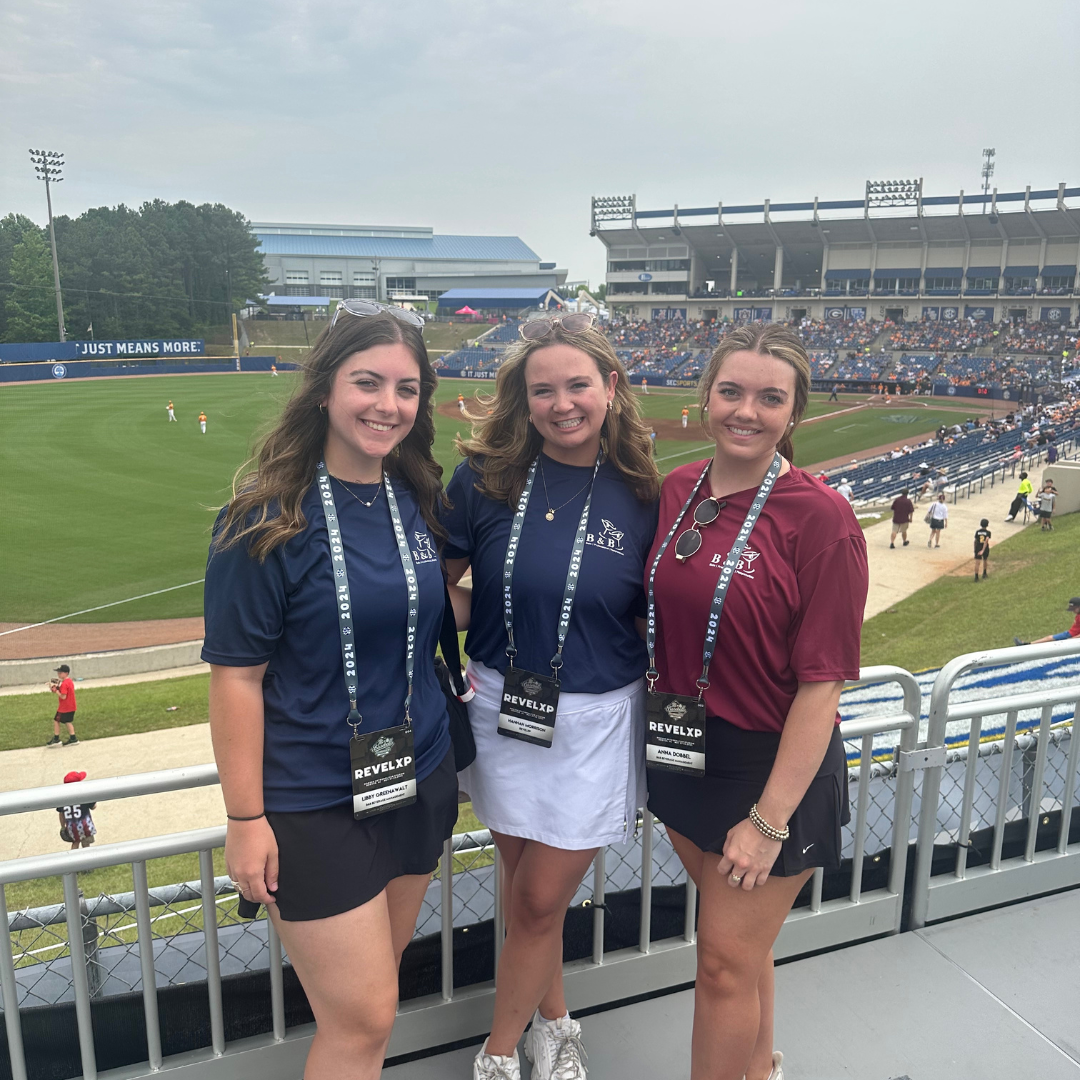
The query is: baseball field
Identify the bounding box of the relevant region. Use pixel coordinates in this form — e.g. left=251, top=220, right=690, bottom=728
left=0, top=371, right=982, bottom=625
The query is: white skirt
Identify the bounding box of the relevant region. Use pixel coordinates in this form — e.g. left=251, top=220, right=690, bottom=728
left=458, top=661, right=647, bottom=849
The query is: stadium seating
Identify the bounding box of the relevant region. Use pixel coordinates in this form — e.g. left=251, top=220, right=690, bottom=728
left=479, top=321, right=524, bottom=344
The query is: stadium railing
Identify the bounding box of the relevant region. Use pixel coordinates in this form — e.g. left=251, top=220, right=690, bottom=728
left=0, top=667, right=935, bottom=1080
left=910, top=638, right=1080, bottom=929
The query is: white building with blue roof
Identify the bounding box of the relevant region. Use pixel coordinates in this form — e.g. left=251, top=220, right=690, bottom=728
left=252, top=221, right=566, bottom=308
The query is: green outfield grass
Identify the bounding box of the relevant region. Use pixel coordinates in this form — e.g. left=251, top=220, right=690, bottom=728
left=0, top=372, right=988, bottom=624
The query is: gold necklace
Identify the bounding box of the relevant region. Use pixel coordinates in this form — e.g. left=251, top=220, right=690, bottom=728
left=538, top=456, right=593, bottom=521
left=333, top=475, right=383, bottom=508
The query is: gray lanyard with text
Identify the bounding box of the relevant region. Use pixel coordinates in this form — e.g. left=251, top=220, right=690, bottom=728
left=316, top=463, right=419, bottom=728
left=502, top=454, right=601, bottom=678
left=646, top=452, right=783, bottom=696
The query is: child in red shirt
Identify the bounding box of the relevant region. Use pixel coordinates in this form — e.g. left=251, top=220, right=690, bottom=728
left=46, top=664, right=78, bottom=747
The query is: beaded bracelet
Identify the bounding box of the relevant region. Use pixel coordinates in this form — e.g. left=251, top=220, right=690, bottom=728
left=749, top=803, right=790, bottom=842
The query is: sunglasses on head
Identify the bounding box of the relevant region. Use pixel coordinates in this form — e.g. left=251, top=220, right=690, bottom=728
left=674, top=497, right=728, bottom=562
left=330, top=298, right=426, bottom=332
left=519, top=312, right=596, bottom=341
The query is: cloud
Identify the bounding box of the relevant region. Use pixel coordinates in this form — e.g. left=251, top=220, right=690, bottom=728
left=2, top=0, right=1078, bottom=284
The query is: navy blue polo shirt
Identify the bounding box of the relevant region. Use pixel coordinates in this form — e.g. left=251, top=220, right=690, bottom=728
left=443, top=456, right=658, bottom=693
left=202, top=479, right=450, bottom=813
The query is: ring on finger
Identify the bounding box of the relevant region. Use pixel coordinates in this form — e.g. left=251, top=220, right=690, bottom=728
left=729, top=873, right=743, bottom=884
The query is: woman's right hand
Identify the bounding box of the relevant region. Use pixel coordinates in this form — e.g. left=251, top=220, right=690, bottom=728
left=225, top=818, right=279, bottom=905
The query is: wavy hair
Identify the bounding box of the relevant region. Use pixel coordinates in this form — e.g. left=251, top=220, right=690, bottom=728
left=215, top=312, right=446, bottom=560
left=697, top=323, right=811, bottom=461
left=458, top=323, right=660, bottom=506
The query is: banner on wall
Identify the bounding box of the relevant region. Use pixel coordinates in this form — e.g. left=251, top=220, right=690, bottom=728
left=734, top=307, right=754, bottom=321
left=941, top=306, right=959, bottom=321
left=824, top=306, right=865, bottom=321
left=847, top=307, right=866, bottom=320
left=651, top=308, right=687, bottom=321
left=0, top=339, right=206, bottom=362
left=964, top=306, right=994, bottom=321
left=922, top=307, right=940, bottom=321
left=1040, top=307, right=1071, bottom=323
left=752, top=307, right=773, bottom=322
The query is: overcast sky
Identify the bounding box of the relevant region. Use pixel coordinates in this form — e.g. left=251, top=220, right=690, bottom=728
left=3, top=0, right=1079, bottom=286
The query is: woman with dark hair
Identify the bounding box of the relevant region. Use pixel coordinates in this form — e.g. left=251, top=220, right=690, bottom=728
left=443, top=314, right=660, bottom=1080
left=202, top=302, right=457, bottom=1080
left=646, top=324, right=868, bottom=1080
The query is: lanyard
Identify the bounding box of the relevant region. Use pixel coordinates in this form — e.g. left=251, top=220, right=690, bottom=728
left=502, top=453, right=601, bottom=677
left=316, top=463, right=420, bottom=735
left=646, top=452, right=783, bottom=696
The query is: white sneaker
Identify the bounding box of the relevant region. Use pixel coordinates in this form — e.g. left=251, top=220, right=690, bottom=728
left=523, top=1011, right=587, bottom=1079
left=766, top=1050, right=784, bottom=1080
left=473, top=1038, right=520, bottom=1080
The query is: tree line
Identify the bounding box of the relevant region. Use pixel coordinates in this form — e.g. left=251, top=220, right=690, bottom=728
left=0, top=201, right=268, bottom=343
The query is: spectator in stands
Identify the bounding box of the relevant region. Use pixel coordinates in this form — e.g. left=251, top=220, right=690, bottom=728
left=46, top=664, right=78, bottom=747
left=1014, top=597, right=1080, bottom=646
left=647, top=324, right=866, bottom=1080
left=890, top=489, right=914, bottom=548
left=926, top=493, right=949, bottom=547
left=202, top=305, right=457, bottom=1080
left=444, top=316, right=660, bottom=1080
left=973, top=519, right=991, bottom=581
left=57, top=772, right=97, bottom=850
left=1005, top=472, right=1033, bottom=521
left=836, top=477, right=853, bottom=503
left=1046, top=443, right=1058, bottom=464
left=1037, top=481, right=1058, bottom=531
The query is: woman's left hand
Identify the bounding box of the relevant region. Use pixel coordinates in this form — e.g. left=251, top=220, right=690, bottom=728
left=717, top=818, right=782, bottom=891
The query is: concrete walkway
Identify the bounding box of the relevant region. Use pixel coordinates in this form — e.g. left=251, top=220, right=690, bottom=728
left=0, top=724, right=221, bottom=863
left=863, top=461, right=1045, bottom=618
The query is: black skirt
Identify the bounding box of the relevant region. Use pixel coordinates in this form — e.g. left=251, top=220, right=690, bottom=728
left=265, top=747, right=459, bottom=922
left=647, top=716, right=850, bottom=877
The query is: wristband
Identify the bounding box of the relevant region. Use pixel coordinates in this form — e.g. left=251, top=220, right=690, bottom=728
left=749, top=803, right=790, bottom=842
left=227, top=811, right=266, bottom=822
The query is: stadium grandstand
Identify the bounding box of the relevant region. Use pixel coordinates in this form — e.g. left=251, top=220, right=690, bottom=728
left=590, top=182, right=1079, bottom=328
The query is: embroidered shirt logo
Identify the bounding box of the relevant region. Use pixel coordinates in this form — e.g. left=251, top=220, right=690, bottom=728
left=412, top=531, right=437, bottom=563
left=521, top=677, right=543, bottom=696
left=586, top=518, right=625, bottom=555
left=711, top=546, right=761, bottom=579
left=372, top=735, right=395, bottom=758
left=665, top=700, right=688, bottom=721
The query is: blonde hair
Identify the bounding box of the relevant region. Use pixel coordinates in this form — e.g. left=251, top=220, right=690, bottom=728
left=458, top=324, right=660, bottom=506
left=697, top=324, right=811, bottom=461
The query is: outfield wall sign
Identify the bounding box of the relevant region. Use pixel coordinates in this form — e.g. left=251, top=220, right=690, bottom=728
left=0, top=339, right=206, bottom=363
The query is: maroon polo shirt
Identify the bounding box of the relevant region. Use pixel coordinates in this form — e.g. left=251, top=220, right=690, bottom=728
left=647, top=462, right=868, bottom=733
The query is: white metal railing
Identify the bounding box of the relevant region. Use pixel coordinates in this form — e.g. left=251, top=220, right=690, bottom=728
left=0, top=661, right=1016, bottom=1080
left=910, top=638, right=1080, bottom=929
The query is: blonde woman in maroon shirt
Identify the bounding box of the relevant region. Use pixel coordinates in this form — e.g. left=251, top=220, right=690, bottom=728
left=646, top=325, right=868, bottom=1080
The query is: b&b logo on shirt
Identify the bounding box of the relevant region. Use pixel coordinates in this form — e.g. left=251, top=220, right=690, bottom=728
left=710, top=546, right=761, bottom=579
left=586, top=518, right=625, bottom=555
left=412, top=532, right=437, bottom=563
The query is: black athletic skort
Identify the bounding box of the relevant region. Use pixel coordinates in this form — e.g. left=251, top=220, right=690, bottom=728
left=265, top=747, right=458, bottom=921
left=647, top=716, right=850, bottom=877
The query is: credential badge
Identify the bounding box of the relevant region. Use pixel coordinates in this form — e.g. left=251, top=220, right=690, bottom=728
left=521, top=677, right=542, bottom=696
left=372, top=735, right=395, bottom=758
left=665, top=700, right=688, bottom=721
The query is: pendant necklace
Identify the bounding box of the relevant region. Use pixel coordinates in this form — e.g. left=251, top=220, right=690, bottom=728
left=538, top=456, right=594, bottom=521
left=333, top=475, right=384, bottom=508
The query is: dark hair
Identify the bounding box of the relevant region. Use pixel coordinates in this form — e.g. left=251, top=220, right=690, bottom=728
left=901, top=487, right=909, bottom=496
left=980, top=518, right=989, bottom=527
left=216, top=312, right=446, bottom=559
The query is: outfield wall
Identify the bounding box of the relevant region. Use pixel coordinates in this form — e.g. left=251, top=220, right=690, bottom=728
left=0, top=356, right=290, bottom=383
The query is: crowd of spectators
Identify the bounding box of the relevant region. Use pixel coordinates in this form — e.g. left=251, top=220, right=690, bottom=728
left=796, top=318, right=880, bottom=351
left=991, top=322, right=1079, bottom=355
left=884, top=319, right=991, bottom=352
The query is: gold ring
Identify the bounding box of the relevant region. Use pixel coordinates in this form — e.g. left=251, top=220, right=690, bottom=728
left=730, top=874, right=743, bottom=884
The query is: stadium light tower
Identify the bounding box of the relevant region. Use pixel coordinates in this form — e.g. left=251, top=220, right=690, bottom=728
left=981, top=148, right=996, bottom=213
left=29, top=148, right=66, bottom=341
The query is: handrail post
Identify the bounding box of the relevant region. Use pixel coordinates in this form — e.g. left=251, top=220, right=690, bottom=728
left=267, top=916, right=286, bottom=1041
left=0, top=885, right=28, bottom=1080
left=132, top=861, right=163, bottom=1070
left=440, top=838, right=453, bottom=1002
left=198, top=850, right=224, bottom=1056
left=62, top=873, right=98, bottom=1080
left=591, top=849, right=605, bottom=965
left=638, top=810, right=653, bottom=954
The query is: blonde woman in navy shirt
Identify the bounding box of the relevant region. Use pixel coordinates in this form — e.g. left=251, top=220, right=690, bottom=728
left=203, top=303, right=457, bottom=1080
left=443, top=314, right=659, bottom=1080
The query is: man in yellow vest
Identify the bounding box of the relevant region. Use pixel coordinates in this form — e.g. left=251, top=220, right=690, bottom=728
left=1005, top=471, right=1033, bottom=521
